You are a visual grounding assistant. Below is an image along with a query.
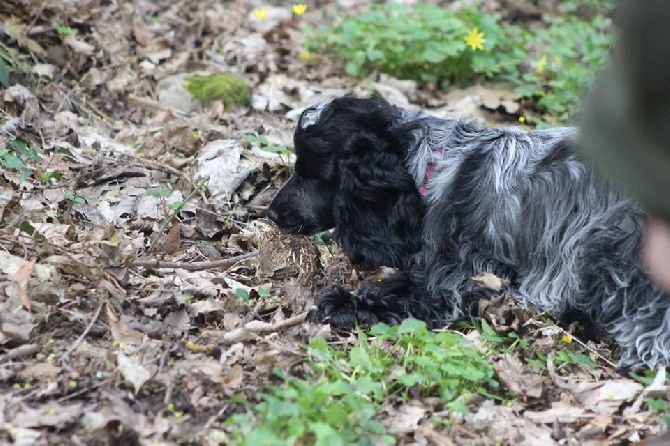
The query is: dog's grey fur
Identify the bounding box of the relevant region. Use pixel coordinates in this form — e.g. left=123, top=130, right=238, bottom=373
left=406, top=111, right=670, bottom=369
left=268, top=96, right=670, bottom=370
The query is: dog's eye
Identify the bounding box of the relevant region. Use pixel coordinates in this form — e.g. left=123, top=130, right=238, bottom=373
left=299, top=98, right=334, bottom=129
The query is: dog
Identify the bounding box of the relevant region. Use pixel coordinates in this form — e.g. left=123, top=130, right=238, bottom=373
left=267, top=95, right=670, bottom=370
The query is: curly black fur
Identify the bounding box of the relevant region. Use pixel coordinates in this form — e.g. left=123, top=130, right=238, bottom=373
left=267, top=95, right=670, bottom=370
left=268, top=96, right=424, bottom=270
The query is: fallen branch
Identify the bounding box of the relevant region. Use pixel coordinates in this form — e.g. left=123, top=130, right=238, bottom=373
left=217, top=309, right=313, bottom=345
left=129, top=251, right=258, bottom=271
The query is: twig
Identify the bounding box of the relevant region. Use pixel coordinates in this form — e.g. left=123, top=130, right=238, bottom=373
left=28, top=0, right=50, bottom=32
left=200, top=404, right=229, bottom=437
left=219, top=310, right=311, bottom=345
left=625, top=365, right=667, bottom=415
left=122, top=153, right=206, bottom=204
left=129, top=251, right=258, bottom=271
left=56, top=379, right=111, bottom=404
left=123, top=153, right=184, bottom=177
left=63, top=301, right=104, bottom=359
left=556, top=325, right=618, bottom=370
left=527, top=322, right=618, bottom=371
left=1, top=344, right=42, bottom=361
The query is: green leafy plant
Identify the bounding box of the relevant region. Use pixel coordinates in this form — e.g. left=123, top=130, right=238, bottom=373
left=235, top=288, right=250, bottom=304
left=1, top=25, right=42, bottom=81
left=0, top=57, right=8, bottom=87
left=166, top=402, right=184, bottom=418
left=514, top=15, right=612, bottom=122
left=562, top=0, right=615, bottom=16
left=468, top=319, right=598, bottom=376
left=228, top=372, right=389, bottom=446
left=241, top=133, right=293, bottom=169
left=39, top=171, right=65, bottom=183
left=646, top=397, right=670, bottom=426
left=315, top=320, right=498, bottom=402
left=64, top=193, right=87, bottom=205
left=146, top=187, right=173, bottom=199
left=1, top=139, right=40, bottom=181
left=307, top=2, right=614, bottom=123
left=368, top=320, right=497, bottom=400
left=18, top=221, right=46, bottom=241
left=58, top=192, right=88, bottom=223
left=147, top=186, right=183, bottom=212
left=235, top=286, right=272, bottom=304
left=3, top=139, right=70, bottom=185
left=554, top=349, right=597, bottom=370
left=633, top=369, right=670, bottom=425
left=55, top=25, right=78, bottom=37
left=307, top=3, right=511, bottom=84
left=227, top=319, right=497, bottom=443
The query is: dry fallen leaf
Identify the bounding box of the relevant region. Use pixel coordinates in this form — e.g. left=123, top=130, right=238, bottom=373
left=3, top=84, right=40, bottom=124
left=465, top=400, right=558, bottom=445
left=386, top=405, right=426, bottom=435
left=418, top=426, right=456, bottom=446
left=162, top=308, right=191, bottom=336
left=222, top=364, right=244, bottom=389
left=64, top=35, right=96, bottom=55
left=575, top=379, right=643, bottom=415
left=13, top=258, right=35, bottom=310
left=472, top=272, right=509, bottom=292
left=158, top=222, right=181, bottom=254
left=117, top=352, right=151, bottom=394
left=494, top=354, right=544, bottom=400
left=106, top=304, right=145, bottom=346
left=17, top=363, right=62, bottom=381
left=12, top=402, right=83, bottom=428
left=133, top=20, right=154, bottom=47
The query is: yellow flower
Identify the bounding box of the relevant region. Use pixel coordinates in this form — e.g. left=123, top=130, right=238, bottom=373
left=252, top=8, right=268, bottom=20
left=561, top=334, right=573, bottom=344
left=299, top=50, right=314, bottom=62
left=292, top=4, right=307, bottom=15
left=518, top=116, right=525, bottom=123
left=464, top=28, right=486, bottom=51
left=537, top=55, right=548, bottom=73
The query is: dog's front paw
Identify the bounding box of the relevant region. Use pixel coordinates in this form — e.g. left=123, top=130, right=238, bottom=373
left=311, top=285, right=379, bottom=328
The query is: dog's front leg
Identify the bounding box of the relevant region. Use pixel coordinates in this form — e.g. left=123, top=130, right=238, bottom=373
left=311, top=272, right=447, bottom=328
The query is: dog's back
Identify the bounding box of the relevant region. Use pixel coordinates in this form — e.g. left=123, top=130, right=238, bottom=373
left=409, top=118, right=670, bottom=369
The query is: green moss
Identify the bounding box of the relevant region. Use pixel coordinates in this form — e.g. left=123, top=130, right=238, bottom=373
left=183, top=73, right=251, bottom=107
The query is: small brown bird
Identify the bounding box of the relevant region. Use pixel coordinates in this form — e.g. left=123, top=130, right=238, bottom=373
left=255, top=221, right=321, bottom=286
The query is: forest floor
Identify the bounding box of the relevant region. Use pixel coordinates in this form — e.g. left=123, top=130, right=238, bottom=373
left=0, top=0, right=667, bottom=444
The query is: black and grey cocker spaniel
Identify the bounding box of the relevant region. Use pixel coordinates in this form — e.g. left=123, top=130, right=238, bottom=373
left=267, top=95, right=670, bottom=370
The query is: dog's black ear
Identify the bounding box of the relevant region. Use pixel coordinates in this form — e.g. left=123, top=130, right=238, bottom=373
left=333, top=131, right=424, bottom=270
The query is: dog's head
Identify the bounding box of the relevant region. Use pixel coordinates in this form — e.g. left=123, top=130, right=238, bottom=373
left=267, top=96, right=424, bottom=269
